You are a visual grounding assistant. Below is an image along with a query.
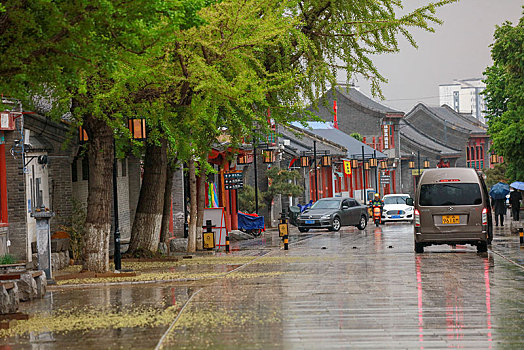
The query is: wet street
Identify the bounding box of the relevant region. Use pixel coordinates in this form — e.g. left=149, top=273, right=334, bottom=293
left=3, top=222, right=524, bottom=349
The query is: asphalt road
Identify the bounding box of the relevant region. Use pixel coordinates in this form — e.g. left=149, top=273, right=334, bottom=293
left=4, top=222, right=523, bottom=349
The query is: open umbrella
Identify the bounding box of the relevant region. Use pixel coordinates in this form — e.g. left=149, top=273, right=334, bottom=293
left=489, top=182, right=510, bottom=200
left=510, top=181, right=524, bottom=191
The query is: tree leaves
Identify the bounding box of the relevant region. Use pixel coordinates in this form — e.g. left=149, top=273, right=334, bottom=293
left=484, top=14, right=524, bottom=181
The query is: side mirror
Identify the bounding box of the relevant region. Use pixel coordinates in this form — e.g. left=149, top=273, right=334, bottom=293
left=342, top=205, right=349, bottom=210
left=406, top=198, right=414, bottom=206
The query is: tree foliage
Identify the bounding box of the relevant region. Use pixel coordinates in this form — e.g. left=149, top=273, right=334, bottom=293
left=483, top=12, right=524, bottom=181
left=261, top=167, right=303, bottom=209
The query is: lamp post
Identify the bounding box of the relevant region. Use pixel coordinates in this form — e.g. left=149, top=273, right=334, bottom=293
left=372, top=150, right=378, bottom=196
left=417, top=151, right=421, bottom=187
left=253, top=138, right=259, bottom=214
left=361, top=146, right=366, bottom=202
left=313, top=140, right=318, bottom=201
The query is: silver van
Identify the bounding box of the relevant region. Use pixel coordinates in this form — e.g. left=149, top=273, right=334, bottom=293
left=406, top=168, right=493, bottom=253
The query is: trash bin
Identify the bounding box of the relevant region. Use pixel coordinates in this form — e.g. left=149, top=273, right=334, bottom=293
left=288, top=206, right=300, bottom=227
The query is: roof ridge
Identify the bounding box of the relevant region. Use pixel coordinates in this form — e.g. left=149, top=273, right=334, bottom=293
left=401, top=119, right=462, bottom=152
left=334, top=86, right=402, bottom=115
left=410, top=104, right=473, bottom=134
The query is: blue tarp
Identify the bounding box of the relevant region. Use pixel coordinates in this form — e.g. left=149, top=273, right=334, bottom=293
left=237, top=212, right=265, bottom=230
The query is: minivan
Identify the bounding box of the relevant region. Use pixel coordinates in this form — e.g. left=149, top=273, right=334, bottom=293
left=406, top=168, right=493, bottom=253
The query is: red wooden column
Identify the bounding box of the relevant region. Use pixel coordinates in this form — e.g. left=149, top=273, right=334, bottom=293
left=0, top=143, right=7, bottom=224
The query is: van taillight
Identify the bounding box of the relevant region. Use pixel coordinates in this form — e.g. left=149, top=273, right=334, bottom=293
left=414, top=209, right=421, bottom=227
left=482, top=207, right=488, bottom=225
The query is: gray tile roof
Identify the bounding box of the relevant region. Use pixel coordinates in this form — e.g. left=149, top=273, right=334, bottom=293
left=399, top=119, right=462, bottom=157
left=408, top=104, right=487, bottom=135
left=291, top=122, right=387, bottom=160
left=335, top=87, right=403, bottom=115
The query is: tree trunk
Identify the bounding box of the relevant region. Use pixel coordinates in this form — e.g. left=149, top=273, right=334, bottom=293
left=196, top=170, right=205, bottom=250
left=82, top=114, right=114, bottom=273
left=160, top=161, right=175, bottom=253
left=128, top=139, right=167, bottom=254
left=187, top=158, right=197, bottom=253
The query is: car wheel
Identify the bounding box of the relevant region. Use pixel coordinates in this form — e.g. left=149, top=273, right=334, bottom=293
left=330, top=217, right=341, bottom=232
left=298, top=227, right=309, bottom=233
left=415, top=242, right=424, bottom=253
left=357, top=215, right=367, bottom=230
left=477, top=241, right=488, bottom=253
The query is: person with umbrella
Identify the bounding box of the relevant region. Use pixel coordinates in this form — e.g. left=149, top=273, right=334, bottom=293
left=490, top=182, right=510, bottom=227
left=509, top=182, right=523, bottom=221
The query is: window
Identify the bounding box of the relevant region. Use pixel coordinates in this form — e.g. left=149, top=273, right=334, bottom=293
left=419, top=183, right=482, bottom=206
left=342, top=199, right=350, bottom=208
left=384, top=196, right=409, bottom=205
left=311, top=200, right=341, bottom=209
left=349, top=199, right=358, bottom=207
left=72, top=159, right=78, bottom=182
left=82, top=157, right=89, bottom=181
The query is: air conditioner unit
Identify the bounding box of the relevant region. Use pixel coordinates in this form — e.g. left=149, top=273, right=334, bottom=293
left=0, top=112, right=15, bottom=130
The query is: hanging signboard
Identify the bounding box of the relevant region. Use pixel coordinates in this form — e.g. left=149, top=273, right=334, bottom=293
left=382, top=124, right=390, bottom=149
left=343, top=160, right=352, bottom=175
left=224, top=171, right=243, bottom=190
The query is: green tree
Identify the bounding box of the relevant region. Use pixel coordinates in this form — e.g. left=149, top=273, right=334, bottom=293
left=261, top=167, right=303, bottom=223
left=483, top=13, right=524, bottom=181
left=484, top=163, right=509, bottom=188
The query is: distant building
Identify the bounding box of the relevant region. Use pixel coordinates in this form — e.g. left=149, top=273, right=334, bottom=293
left=439, top=78, right=486, bottom=123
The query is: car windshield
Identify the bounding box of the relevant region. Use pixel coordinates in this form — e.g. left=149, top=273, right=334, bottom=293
left=419, top=183, right=482, bottom=206
left=311, top=200, right=340, bottom=209
left=384, top=196, right=409, bottom=205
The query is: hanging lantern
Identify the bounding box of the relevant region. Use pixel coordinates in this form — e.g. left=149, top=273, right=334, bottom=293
left=409, top=160, right=415, bottom=169
left=237, top=153, right=252, bottom=165
left=262, top=149, right=275, bottom=163
left=321, top=155, right=332, bottom=167
left=300, top=155, right=310, bottom=167
left=369, top=157, right=378, bottom=168
left=351, top=159, right=359, bottom=168
left=364, top=161, right=370, bottom=170
left=78, top=126, right=89, bottom=143
left=423, top=159, right=430, bottom=168
left=490, top=154, right=498, bottom=164
left=380, top=160, right=388, bottom=169
left=128, top=117, right=147, bottom=140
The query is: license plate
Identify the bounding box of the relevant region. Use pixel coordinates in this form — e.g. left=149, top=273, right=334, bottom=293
left=442, top=215, right=460, bottom=224
left=305, top=220, right=315, bottom=224
left=392, top=215, right=401, bottom=219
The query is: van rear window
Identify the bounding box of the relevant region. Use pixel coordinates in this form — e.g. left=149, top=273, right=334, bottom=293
left=419, top=183, right=482, bottom=206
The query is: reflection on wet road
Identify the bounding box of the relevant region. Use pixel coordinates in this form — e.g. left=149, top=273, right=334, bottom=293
left=2, top=223, right=523, bottom=349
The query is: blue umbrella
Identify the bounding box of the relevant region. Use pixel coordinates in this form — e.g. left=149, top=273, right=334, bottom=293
left=510, top=181, right=524, bottom=191
left=489, top=182, right=510, bottom=200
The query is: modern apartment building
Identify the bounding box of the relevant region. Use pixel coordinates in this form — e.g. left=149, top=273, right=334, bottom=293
left=439, top=78, right=486, bottom=123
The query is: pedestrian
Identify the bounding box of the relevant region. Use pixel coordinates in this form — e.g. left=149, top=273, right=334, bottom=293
left=491, top=196, right=506, bottom=227
left=509, top=188, right=522, bottom=221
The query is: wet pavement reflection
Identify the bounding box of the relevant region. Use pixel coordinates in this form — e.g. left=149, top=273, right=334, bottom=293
left=1, top=222, right=523, bottom=349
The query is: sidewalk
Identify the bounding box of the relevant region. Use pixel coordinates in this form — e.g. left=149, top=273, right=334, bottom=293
left=50, top=226, right=310, bottom=288
left=491, top=218, right=524, bottom=267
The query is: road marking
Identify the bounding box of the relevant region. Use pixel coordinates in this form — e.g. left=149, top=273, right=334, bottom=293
left=154, top=288, right=203, bottom=350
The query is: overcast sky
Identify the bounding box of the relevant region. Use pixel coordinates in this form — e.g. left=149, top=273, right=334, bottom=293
left=347, top=0, right=523, bottom=113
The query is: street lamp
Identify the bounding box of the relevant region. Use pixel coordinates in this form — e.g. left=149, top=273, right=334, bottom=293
left=300, top=155, right=310, bottom=167
left=490, top=153, right=498, bottom=164
left=321, top=155, right=332, bottom=167
left=114, top=117, right=147, bottom=270
left=423, top=159, right=430, bottom=168
left=262, top=149, right=275, bottom=163
left=237, top=153, right=252, bottom=165
left=408, top=160, right=415, bottom=169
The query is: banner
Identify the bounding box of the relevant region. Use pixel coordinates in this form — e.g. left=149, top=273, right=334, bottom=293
left=343, top=160, right=352, bottom=175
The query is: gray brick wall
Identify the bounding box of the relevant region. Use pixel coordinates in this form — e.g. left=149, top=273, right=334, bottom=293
left=5, top=129, right=29, bottom=260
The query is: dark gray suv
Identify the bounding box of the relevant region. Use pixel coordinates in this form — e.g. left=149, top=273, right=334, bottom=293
left=296, top=197, right=369, bottom=232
